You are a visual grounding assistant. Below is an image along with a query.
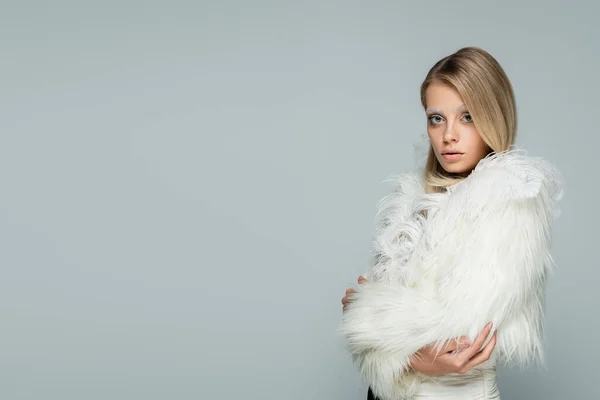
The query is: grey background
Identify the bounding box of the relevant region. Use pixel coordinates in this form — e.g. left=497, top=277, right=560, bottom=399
left=0, top=1, right=596, bottom=399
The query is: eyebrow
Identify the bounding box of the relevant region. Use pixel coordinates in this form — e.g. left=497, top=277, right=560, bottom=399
left=426, top=104, right=468, bottom=113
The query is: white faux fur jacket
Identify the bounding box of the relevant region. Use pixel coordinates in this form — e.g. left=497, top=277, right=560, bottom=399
left=338, top=149, right=564, bottom=400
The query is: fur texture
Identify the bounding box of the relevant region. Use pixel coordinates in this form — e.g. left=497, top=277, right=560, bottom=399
left=338, top=149, right=564, bottom=400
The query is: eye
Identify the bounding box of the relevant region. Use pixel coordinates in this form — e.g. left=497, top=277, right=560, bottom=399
left=428, top=114, right=444, bottom=125
left=461, top=113, right=473, bottom=123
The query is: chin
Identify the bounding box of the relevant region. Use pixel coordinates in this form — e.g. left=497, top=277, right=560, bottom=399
left=440, top=162, right=470, bottom=176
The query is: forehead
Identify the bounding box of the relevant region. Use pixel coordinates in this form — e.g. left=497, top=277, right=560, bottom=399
left=425, top=83, right=466, bottom=110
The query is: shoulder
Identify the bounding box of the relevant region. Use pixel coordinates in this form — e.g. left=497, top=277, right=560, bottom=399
left=450, top=148, right=564, bottom=211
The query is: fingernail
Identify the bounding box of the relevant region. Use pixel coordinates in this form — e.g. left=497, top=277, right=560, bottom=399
left=487, top=322, right=493, bottom=329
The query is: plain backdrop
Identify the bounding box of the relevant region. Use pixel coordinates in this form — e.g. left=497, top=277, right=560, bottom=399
left=0, top=1, right=597, bottom=399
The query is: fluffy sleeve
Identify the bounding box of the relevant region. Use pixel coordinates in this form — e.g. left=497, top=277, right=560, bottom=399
left=431, top=151, right=564, bottom=365
left=338, top=150, right=564, bottom=400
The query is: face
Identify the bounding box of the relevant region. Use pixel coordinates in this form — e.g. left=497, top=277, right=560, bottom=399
left=425, top=83, right=490, bottom=176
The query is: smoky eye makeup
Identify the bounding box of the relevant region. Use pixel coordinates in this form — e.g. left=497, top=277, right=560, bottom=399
left=460, top=112, right=473, bottom=122
left=427, top=114, right=444, bottom=125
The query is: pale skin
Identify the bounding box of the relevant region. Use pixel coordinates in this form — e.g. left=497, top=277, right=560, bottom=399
left=341, top=82, right=497, bottom=375
left=425, top=82, right=491, bottom=175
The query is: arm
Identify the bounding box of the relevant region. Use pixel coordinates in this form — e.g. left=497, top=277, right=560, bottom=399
left=339, top=279, right=463, bottom=400
left=339, top=151, right=563, bottom=397
left=430, top=155, right=564, bottom=366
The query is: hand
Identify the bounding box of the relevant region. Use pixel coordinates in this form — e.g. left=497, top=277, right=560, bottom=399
left=341, top=275, right=368, bottom=312
left=409, top=322, right=497, bottom=375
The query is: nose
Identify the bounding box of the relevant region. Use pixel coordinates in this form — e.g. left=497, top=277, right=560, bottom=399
left=443, top=122, right=458, bottom=143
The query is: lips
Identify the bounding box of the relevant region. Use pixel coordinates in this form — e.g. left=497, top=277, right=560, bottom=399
left=442, top=151, right=464, bottom=161
left=442, top=151, right=463, bottom=155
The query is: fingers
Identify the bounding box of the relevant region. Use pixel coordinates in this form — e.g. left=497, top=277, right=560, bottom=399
left=459, top=332, right=497, bottom=374
left=441, top=336, right=472, bottom=354
left=422, top=336, right=471, bottom=359
left=459, top=322, right=493, bottom=361
left=341, top=295, right=349, bottom=307
left=343, top=288, right=356, bottom=303
left=341, top=294, right=352, bottom=305
left=475, top=322, right=494, bottom=352
left=341, top=287, right=358, bottom=311
left=341, top=276, right=367, bottom=312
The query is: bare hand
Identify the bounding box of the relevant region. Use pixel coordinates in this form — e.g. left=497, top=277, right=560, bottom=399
left=341, top=275, right=367, bottom=312
left=341, top=277, right=497, bottom=375
left=409, top=322, right=497, bottom=375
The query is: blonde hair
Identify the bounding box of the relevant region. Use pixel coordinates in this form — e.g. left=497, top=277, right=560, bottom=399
left=420, top=46, right=518, bottom=193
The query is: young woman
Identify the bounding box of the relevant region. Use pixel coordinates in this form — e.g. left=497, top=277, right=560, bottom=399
left=339, top=46, right=564, bottom=400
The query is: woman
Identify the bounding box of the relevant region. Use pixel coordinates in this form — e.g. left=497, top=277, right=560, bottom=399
left=338, top=46, right=564, bottom=400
